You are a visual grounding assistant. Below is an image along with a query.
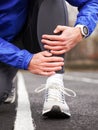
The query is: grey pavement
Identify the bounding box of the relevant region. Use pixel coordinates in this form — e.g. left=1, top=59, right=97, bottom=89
left=0, top=70, right=98, bottom=130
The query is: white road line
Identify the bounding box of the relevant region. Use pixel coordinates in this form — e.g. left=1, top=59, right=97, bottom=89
left=14, top=71, right=36, bottom=130
left=64, top=74, right=98, bottom=84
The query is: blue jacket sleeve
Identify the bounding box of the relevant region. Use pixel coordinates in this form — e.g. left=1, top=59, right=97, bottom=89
left=0, top=37, right=33, bottom=69
left=75, top=0, right=98, bottom=36
left=67, top=0, right=98, bottom=36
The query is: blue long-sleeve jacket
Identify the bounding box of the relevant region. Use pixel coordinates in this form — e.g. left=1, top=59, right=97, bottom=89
left=0, top=0, right=98, bottom=69
left=0, top=0, right=33, bottom=69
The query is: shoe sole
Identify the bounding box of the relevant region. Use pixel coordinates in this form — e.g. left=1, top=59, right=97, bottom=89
left=42, top=105, right=70, bottom=119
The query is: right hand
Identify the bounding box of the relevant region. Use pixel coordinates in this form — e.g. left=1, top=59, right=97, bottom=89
left=28, top=51, right=64, bottom=76
left=42, top=25, right=83, bottom=55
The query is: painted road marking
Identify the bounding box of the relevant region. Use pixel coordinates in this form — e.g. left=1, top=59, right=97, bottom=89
left=64, top=74, right=98, bottom=84
left=14, top=71, right=36, bottom=130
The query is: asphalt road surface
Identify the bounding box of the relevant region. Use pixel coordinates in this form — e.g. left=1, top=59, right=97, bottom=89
left=0, top=70, right=98, bottom=130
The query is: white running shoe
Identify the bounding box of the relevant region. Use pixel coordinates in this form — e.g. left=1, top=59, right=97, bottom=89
left=35, top=81, right=76, bottom=118
left=4, top=86, right=16, bottom=104
left=4, top=77, right=17, bottom=104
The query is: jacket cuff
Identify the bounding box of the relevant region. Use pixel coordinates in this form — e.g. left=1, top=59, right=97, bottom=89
left=17, top=50, right=33, bottom=70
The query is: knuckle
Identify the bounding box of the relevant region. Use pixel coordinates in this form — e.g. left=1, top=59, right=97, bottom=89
left=62, top=36, right=66, bottom=41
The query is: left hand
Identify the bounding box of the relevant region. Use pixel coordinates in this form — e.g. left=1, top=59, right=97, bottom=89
left=41, top=25, right=83, bottom=55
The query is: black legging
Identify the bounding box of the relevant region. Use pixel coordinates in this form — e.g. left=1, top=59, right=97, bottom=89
left=23, top=0, right=68, bottom=73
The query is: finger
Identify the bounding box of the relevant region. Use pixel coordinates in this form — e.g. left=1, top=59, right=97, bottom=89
left=40, top=71, right=55, bottom=76
left=44, top=45, right=65, bottom=51
left=42, top=34, right=63, bottom=41
left=42, top=39, right=65, bottom=46
left=45, top=56, right=64, bottom=62
left=42, top=66, right=62, bottom=72
left=42, top=39, right=59, bottom=46
left=51, top=50, right=66, bottom=55
left=42, top=61, right=64, bottom=67
left=30, top=68, right=56, bottom=76
left=54, top=25, right=67, bottom=33
left=41, top=51, right=52, bottom=57
left=50, top=45, right=74, bottom=54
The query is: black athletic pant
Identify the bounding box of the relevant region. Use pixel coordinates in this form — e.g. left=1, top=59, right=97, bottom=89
left=0, top=36, right=22, bottom=103
left=23, top=0, right=68, bottom=73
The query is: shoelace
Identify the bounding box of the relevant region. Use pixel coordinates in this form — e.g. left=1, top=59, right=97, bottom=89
left=34, top=83, right=76, bottom=98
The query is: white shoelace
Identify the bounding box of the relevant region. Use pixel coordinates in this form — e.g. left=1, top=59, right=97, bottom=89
left=34, top=83, right=76, bottom=98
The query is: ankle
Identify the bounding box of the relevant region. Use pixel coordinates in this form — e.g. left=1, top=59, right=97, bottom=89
left=46, top=73, right=64, bottom=85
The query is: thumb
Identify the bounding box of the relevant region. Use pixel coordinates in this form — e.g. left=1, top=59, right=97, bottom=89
left=42, top=51, right=52, bottom=57
left=54, top=25, right=67, bottom=34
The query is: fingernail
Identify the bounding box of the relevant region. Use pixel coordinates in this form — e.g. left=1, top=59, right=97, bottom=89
left=42, top=35, right=44, bottom=38
left=54, top=30, right=57, bottom=33
left=61, top=58, right=64, bottom=61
